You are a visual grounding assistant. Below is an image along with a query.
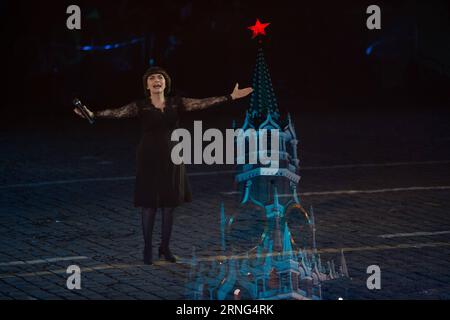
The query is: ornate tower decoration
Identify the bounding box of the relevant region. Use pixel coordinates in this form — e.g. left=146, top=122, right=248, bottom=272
left=186, top=19, right=350, bottom=300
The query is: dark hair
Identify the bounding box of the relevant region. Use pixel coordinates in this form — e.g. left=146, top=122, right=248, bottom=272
left=142, top=66, right=172, bottom=96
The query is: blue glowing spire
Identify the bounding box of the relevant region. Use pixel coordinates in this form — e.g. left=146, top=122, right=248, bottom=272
left=310, top=205, right=317, bottom=255
left=340, top=249, right=350, bottom=278
left=220, top=202, right=226, bottom=252
left=263, top=240, right=273, bottom=274
left=188, top=246, right=197, bottom=281
left=283, top=222, right=293, bottom=258
left=248, top=48, right=280, bottom=122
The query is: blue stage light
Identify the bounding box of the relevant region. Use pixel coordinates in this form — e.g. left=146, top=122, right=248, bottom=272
left=78, top=37, right=144, bottom=51
left=366, top=40, right=383, bottom=56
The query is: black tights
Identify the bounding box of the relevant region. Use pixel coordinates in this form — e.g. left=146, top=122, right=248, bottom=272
left=141, top=207, right=175, bottom=253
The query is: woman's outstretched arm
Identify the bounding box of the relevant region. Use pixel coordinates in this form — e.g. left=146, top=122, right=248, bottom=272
left=181, top=96, right=231, bottom=112
left=74, top=101, right=139, bottom=119
left=181, top=83, right=253, bottom=112
left=94, top=102, right=139, bottom=119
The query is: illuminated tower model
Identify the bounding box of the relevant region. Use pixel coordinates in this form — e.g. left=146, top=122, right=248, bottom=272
left=186, top=20, right=349, bottom=300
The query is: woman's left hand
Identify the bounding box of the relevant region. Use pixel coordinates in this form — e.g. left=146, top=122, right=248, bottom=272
left=230, top=83, right=253, bottom=100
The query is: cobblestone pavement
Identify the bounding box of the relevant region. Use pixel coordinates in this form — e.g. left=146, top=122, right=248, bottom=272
left=1, top=110, right=450, bottom=300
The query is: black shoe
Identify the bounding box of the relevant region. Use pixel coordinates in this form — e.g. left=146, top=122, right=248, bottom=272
left=158, top=247, right=176, bottom=263
left=143, top=249, right=153, bottom=265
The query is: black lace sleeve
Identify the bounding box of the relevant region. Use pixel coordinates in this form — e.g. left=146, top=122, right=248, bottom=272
left=93, top=101, right=139, bottom=119
left=181, top=96, right=232, bottom=112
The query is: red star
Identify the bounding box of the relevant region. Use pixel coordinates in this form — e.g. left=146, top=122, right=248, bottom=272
left=248, top=19, right=270, bottom=39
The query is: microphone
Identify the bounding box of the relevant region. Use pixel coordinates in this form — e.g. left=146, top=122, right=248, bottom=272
left=73, top=98, right=95, bottom=125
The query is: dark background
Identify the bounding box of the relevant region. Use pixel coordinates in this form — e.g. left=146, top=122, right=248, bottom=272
left=0, top=2, right=450, bottom=301
left=1, top=0, right=449, bottom=130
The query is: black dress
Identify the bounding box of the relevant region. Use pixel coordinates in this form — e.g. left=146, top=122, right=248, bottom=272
left=94, top=95, right=230, bottom=208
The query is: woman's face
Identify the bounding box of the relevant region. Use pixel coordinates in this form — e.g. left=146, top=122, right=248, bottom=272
left=147, top=73, right=166, bottom=95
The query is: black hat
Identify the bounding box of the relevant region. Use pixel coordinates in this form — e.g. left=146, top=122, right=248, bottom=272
left=142, top=66, right=172, bottom=96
